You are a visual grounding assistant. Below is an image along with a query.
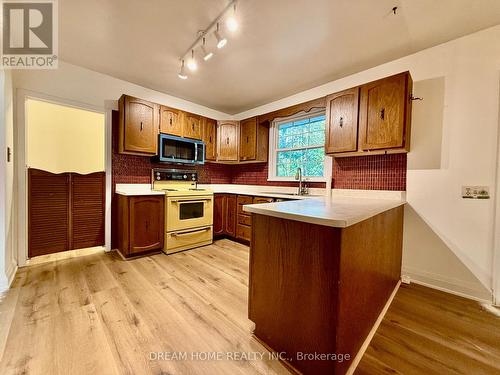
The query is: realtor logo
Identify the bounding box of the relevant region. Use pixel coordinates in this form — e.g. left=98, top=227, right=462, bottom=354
left=1, top=0, right=58, bottom=69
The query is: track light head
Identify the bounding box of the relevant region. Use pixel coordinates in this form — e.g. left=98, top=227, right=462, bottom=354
left=201, top=37, right=214, bottom=61
left=178, top=60, right=188, bottom=80
left=215, top=23, right=227, bottom=49
left=226, top=3, right=238, bottom=32
left=186, top=50, right=198, bottom=71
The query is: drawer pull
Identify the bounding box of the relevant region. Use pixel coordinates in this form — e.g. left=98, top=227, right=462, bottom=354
left=170, top=198, right=211, bottom=203
left=171, top=227, right=211, bottom=237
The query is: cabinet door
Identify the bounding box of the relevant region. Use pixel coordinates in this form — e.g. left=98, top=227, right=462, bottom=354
left=129, top=196, right=164, bottom=254
left=203, top=118, right=217, bottom=161
left=239, top=117, right=257, bottom=161
left=121, top=96, right=158, bottom=155
left=213, top=194, right=225, bottom=235
left=217, top=122, right=238, bottom=161
left=159, top=106, right=183, bottom=137
left=184, top=113, right=202, bottom=140
left=224, top=195, right=237, bottom=236
left=359, top=73, right=409, bottom=150
left=325, top=88, right=359, bottom=153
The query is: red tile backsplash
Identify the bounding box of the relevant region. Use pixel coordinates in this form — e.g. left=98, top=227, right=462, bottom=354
left=112, top=111, right=406, bottom=191
left=332, top=154, right=406, bottom=190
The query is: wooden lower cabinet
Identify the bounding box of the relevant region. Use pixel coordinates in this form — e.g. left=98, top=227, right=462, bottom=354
left=249, top=207, right=404, bottom=374
left=213, top=193, right=275, bottom=242
left=117, top=195, right=164, bottom=257
left=225, top=195, right=237, bottom=236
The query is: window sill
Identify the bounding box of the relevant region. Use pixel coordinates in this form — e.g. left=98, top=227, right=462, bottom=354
left=267, top=177, right=327, bottom=183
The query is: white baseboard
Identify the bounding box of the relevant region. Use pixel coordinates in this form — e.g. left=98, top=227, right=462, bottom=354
left=0, top=261, right=18, bottom=293
left=346, top=281, right=401, bottom=375
left=402, top=267, right=492, bottom=304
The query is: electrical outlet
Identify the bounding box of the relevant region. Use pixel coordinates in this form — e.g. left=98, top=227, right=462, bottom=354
left=462, top=186, right=490, bottom=199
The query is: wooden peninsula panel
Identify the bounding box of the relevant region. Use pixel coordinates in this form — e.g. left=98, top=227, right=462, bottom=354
left=248, top=206, right=404, bottom=374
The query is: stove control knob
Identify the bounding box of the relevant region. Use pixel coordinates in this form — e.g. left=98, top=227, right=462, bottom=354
left=156, top=176, right=160, bottom=180
left=183, top=174, right=187, bottom=179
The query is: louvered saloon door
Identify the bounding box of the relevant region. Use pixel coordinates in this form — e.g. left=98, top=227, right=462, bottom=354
left=28, top=168, right=105, bottom=257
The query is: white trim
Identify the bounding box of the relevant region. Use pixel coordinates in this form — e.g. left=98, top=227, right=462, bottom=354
left=402, top=267, right=492, bottom=304
left=15, top=89, right=107, bottom=265
left=494, top=76, right=500, bottom=306
left=104, top=101, right=117, bottom=251
left=267, top=109, right=331, bottom=183
left=346, top=281, right=400, bottom=375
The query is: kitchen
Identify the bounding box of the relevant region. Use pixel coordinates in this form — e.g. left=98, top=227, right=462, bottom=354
left=1, top=1, right=500, bottom=375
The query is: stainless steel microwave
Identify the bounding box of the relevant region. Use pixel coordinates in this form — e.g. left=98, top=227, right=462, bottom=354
left=155, top=134, right=205, bottom=164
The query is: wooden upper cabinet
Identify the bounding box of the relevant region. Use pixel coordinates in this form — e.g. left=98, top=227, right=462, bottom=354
left=203, top=118, right=217, bottom=161
left=239, top=117, right=269, bottom=162
left=119, top=95, right=159, bottom=155
left=359, top=72, right=412, bottom=150
left=159, top=106, right=183, bottom=137
left=325, top=87, right=359, bottom=154
left=217, top=121, right=239, bottom=161
left=240, top=117, right=257, bottom=161
left=183, top=113, right=202, bottom=140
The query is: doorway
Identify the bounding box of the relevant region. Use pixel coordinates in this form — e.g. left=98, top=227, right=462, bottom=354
left=26, top=98, right=105, bottom=257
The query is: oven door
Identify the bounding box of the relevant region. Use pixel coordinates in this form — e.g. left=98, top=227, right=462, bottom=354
left=166, top=196, right=213, bottom=231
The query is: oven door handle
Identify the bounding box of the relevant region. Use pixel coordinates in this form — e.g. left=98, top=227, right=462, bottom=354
left=170, top=199, right=211, bottom=203
left=170, top=227, right=211, bottom=237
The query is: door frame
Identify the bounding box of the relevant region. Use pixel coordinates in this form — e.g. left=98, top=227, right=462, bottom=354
left=494, top=79, right=500, bottom=306
left=15, top=89, right=112, bottom=266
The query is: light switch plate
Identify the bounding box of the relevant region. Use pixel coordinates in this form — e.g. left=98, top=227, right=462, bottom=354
left=462, top=186, right=490, bottom=199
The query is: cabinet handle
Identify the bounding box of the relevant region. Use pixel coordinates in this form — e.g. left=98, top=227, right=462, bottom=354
left=339, top=117, right=343, bottom=128
left=145, top=220, right=149, bottom=230
left=192, top=123, right=195, bottom=130
left=209, top=136, right=212, bottom=143
left=140, top=121, right=143, bottom=131
left=169, top=118, right=172, bottom=125
left=380, top=108, right=385, bottom=120
left=226, top=137, right=229, bottom=144
left=246, top=136, right=249, bottom=143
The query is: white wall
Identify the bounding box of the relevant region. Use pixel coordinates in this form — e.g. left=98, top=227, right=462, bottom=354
left=236, top=25, right=500, bottom=302
left=13, top=61, right=230, bottom=119
left=26, top=99, right=105, bottom=174
left=0, top=70, right=15, bottom=291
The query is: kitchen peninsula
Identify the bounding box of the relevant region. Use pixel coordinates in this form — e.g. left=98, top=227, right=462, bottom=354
left=244, top=196, right=405, bottom=374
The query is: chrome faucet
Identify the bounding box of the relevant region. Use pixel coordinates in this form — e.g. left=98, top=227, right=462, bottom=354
left=295, top=167, right=308, bottom=195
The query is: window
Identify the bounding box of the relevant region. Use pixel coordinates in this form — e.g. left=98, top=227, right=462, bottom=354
left=268, top=110, right=331, bottom=182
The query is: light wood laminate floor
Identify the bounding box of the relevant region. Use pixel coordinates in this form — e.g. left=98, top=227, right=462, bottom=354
left=0, top=239, right=499, bottom=374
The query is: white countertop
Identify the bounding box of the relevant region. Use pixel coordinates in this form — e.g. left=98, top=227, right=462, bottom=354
left=242, top=193, right=405, bottom=228
left=115, top=183, right=324, bottom=199
left=115, top=183, right=405, bottom=227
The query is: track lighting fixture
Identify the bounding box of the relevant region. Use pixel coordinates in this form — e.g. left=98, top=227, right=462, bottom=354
left=201, top=38, right=213, bottom=61
left=177, top=0, right=238, bottom=80
left=186, top=49, right=198, bottom=71
left=178, top=60, right=188, bottom=80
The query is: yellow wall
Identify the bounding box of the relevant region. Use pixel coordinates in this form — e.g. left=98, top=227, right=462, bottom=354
left=27, top=99, right=104, bottom=174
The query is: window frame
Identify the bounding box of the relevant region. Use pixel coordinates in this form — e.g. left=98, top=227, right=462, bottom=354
left=267, top=109, right=332, bottom=183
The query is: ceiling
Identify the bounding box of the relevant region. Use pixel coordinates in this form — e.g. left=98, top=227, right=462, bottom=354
left=59, top=0, right=500, bottom=114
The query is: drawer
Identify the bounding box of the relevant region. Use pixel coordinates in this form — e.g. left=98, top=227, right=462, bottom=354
left=238, top=214, right=252, bottom=226
left=253, top=197, right=274, bottom=204
left=236, top=224, right=251, bottom=241
left=165, top=226, right=213, bottom=254
left=237, top=195, right=253, bottom=215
